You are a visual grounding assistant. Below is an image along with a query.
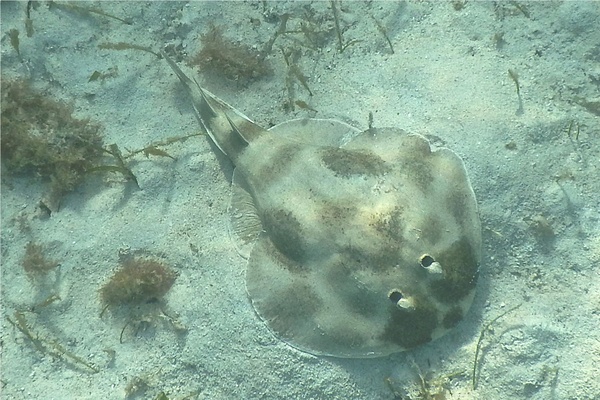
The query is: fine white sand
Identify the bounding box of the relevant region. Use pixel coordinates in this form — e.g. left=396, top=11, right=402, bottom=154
left=1, top=2, right=599, bottom=399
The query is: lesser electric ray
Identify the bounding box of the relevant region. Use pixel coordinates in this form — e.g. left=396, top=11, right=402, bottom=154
left=163, top=53, right=481, bottom=358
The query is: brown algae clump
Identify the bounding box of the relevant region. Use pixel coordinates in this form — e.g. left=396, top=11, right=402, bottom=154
left=187, top=25, right=271, bottom=82
left=100, top=257, right=177, bottom=307
left=1, top=78, right=104, bottom=205
left=22, top=242, right=59, bottom=280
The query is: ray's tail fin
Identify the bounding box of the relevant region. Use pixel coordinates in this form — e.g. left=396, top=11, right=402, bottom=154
left=162, top=51, right=266, bottom=163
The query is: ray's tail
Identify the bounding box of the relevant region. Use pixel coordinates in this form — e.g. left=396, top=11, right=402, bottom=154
left=162, top=51, right=266, bottom=163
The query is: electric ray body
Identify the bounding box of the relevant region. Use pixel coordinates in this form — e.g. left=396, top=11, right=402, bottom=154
left=164, top=54, right=481, bottom=358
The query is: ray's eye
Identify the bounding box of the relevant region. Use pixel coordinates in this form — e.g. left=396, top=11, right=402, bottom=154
left=419, top=254, right=435, bottom=268
left=388, top=289, right=416, bottom=311
left=419, top=253, right=443, bottom=276
left=388, top=289, right=403, bottom=303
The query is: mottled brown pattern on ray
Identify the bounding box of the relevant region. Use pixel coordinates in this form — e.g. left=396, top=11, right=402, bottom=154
left=163, top=53, right=481, bottom=358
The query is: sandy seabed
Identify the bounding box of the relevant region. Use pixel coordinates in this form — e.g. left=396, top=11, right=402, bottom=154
left=1, top=2, right=599, bottom=399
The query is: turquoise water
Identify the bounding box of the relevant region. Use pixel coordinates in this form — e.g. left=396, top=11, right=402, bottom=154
left=1, top=2, right=599, bottom=399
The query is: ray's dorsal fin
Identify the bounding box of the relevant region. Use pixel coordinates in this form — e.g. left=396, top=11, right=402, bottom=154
left=162, top=51, right=267, bottom=163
